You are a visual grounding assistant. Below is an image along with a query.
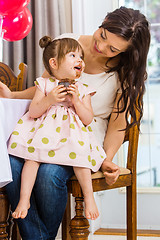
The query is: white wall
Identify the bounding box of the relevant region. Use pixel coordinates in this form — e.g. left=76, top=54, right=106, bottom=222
left=72, top=0, right=114, bottom=35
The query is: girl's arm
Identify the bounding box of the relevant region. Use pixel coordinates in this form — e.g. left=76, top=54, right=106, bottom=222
left=67, top=84, right=93, bottom=125
left=74, top=95, right=94, bottom=125
left=29, top=85, right=67, bottom=118
left=101, top=93, right=128, bottom=185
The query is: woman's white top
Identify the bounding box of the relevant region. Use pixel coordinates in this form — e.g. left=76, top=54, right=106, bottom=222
left=56, top=33, right=121, bottom=146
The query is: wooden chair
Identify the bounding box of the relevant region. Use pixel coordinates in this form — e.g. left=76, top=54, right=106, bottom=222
left=62, top=114, right=140, bottom=239
left=0, top=62, right=27, bottom=240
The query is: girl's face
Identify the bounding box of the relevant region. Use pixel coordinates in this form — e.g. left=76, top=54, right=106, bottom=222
left=91, top=27, right=130, bottom=58
left=57, top=49, right=85, bottom=80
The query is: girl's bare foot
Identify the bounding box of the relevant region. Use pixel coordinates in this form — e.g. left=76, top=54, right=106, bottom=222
left=84, top=194, right=99, bottom=220
left=12, top=200, right=30, bottom=219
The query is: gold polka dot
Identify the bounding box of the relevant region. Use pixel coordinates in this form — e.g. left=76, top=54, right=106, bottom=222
left=92, top=159, right=96, bottom=166
left=18, top=119, right=23, bottom=124
left=88, top=155, right=91, bottom=162
left=60, top=138, right=67, bottom=143
left=90, top=144, right=92, bottom=150
left=78, top=141, right=84, bottom=146
left=28, top=146, right=35, bottom=153
left=83, top=83, right=88, bottom=87
left=12, top=131, right=19, bottom=135
left=96, top=146, right=99, bottom=151
left=49, top=78, right=55, bottom=82
left=62, top=115, right=68, bottom=120
left=81, top=126, right=87, bottom=132
left=39, top=124, right=44, bottom=129
left=69, top=152, right=76, bottom=159
left=27, top=139, right=33, bottom=144
left=30, top=127, right=35, bottom=132
left=101, top=155, right=104, bottom=158
left=56, top=127, right=61, bottom=133
left=88, top=126, right=92, bottom=132
left=73, top=116, right=76, bottom=122
left=52, top=114, right=56, bottom=119
left=35, top=80, right=39, bottom=85
left=48, top=150, right=55, bottom=157
left=70, top=123, right=75, bottom=129
left=42, top=137, right=49, bottom=144
left=11, top=142, right=17, bottom=149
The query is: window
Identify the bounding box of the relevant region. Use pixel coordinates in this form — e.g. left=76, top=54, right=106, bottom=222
left=119, top=0, right=160, bottom=190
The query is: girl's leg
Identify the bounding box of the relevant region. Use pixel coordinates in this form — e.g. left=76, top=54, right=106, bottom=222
left=12, top=159, right=40, bottom=219
left=6, top=155, right=74, bottom=240
left=73, top=167, right=99, bottom=220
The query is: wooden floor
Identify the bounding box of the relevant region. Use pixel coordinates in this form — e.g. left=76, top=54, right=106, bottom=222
left=94, top=228, right=160, bottom=237
left=56, top=235, right=160, bottom=240
left=89, top=236, right=160, bottom=240
left=56, top=228, right=160, bottom=239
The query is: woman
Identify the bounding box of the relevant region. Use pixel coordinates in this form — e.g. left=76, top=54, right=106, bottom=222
left=0, top=6, right=150, bottom=240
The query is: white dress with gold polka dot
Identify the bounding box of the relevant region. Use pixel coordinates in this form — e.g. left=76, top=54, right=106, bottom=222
left=8, top=77, right=106, bottom=172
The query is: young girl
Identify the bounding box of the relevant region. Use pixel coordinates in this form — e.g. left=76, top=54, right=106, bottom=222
left=8, top=36, right=106, bottom=220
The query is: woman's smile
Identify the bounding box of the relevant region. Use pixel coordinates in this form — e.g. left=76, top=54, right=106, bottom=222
left=94, top=41, right=102, bottom=54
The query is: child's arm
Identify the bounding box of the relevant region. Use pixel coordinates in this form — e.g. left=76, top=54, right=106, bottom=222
left=67, top=84, right=93, bottom=125
left=29, top=85, right=67, bottom=118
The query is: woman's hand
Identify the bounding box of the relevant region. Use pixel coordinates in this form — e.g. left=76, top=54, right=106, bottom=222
left=0, top=81, right=12, bottom=98
left=101, top=159, right=120, bottom=185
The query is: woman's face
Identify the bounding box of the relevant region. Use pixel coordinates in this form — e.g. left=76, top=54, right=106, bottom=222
left=91, top=27, right=130, bottom=58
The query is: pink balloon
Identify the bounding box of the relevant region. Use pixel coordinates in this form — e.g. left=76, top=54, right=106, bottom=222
left=0, top=0, right=30, bottom=15
left=3, top=8, right=33, bottom=41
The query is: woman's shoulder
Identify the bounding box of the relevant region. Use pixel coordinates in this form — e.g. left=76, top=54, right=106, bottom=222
left=54, top=33, right=80, bottom=41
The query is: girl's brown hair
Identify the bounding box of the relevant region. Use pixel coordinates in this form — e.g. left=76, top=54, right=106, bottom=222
left=39, top=36, right=84, bottom=75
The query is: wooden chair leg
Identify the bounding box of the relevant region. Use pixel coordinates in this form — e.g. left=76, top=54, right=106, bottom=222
left=127, top=181, right=137, bottom=240
left=69, top=197, right=90, bottom=240
left=0, top=187, right=10, bottom=240
left=11, top=221, right=21, bottom=240
left=62, top=194, right=71, bottom=240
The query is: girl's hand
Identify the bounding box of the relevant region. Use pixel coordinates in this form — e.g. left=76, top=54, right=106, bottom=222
left=0, top=81, right=12, bottom=98
left=101, top=159, right=120, bottom=185
left=67, top=83, right=80, bottom=105
left=48, top=85, right=67, bottom=104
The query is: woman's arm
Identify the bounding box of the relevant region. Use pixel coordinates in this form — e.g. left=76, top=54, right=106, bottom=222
left=101, top=93, right=127, bottom=185
left=0, top=81, right=36, bottom=99
left=12, top=87, right=36, bottom=99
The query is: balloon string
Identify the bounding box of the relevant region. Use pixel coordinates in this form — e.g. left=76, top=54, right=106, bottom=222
left=0, top=16, right=4, bottom=38
left=0, top=15, right=4, bottom=61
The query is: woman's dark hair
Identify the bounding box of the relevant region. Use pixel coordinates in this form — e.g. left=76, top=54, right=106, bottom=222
left=100, top=6, right=151, bottom=129
left=39, top=36, right=84, bottom=75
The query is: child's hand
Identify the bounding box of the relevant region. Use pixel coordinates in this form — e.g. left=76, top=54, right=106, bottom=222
left=48, top=85, right=67, bottom=104
left=67, top=83, right=80, bottom=105
left=0, top=81, right=12, bottom=98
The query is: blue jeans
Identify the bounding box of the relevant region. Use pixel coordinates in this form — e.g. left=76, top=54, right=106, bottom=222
left=6, top=155, right=74, bottom=240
